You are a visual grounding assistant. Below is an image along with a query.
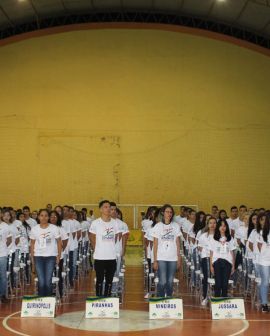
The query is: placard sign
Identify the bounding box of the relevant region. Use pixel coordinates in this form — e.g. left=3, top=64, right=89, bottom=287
left=149, top=298, right=183, bottom=319
left=85, top=297, right=119, bottom=318
left=211, top=297, right=246, bottom=320
left=21, top=296, right=56, bottom=318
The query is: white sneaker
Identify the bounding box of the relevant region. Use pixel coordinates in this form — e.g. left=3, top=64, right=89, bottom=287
left=144, top=293, right=150, bottom=299
left=201, top=298, right=208, bottom=306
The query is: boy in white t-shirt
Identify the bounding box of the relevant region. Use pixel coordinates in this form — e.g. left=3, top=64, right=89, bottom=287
left=0, top=220, right=12, bottom=303
left=89, top=200, right=120, bottom=297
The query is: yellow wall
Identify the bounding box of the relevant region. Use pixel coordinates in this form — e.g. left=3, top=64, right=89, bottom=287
left=0, top=28, right=270, bottom=213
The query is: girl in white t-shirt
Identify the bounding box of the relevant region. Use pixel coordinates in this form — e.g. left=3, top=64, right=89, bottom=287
left=257, top=213, right=270, bottom=313
left=245, top=213, right=258, bottom=275
left=209, top=219, right=236, bottom=297
left=198, top=216, right=217, bottom=305
left=152, top=204, right=181, bottom=297
left=248, top=213, right=265, bottom=277
left=0, top=221, right=11, bottom=303
left=30, top=209, right=61, bottom=297
left=50, top=211, right=68, bottom=298
left=142, top=206, right=157, bottom=259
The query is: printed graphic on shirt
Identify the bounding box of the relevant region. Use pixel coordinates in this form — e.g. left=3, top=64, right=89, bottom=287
left=102, top=227, right=115, bottom=242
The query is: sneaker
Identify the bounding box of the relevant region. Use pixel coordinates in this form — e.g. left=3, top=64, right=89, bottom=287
left=201, top=298, right=208, bottom=306
left=144, top=293, right=150, bottom=299
left=261, top=305, right=269, bottom=313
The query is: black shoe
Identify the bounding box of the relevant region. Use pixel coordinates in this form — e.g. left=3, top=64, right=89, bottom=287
left=261, top=304, right=269, bottom=313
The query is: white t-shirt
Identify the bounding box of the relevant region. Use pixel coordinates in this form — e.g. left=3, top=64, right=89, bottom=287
left=7, top=222, right=20, bottom=254
left=59, top=227, right=68, bottom=259
left=227, top=217, right=240, bottom=232
left=257, top=232, right=270, bottom=267
left=17, top=221, right=30, bottom=254
left=144, top=227, right=154, bottom=260
left=174, top=215, right=186, bottom=230
left=182, top=220, right=193, bottom=235
left=198, top=232, right=214, bottom=259
left=62, top=219, right=76, bottom=252
left=73, top=220, right=81, bottom=249
left=30, top=224, right=60, bottom=257
left=81, top=221, right=90, bottom=242
left=235, top=225, right=248, bottom=246
left=115, top=218, right=129, bottom=256
left=89, top=217, right=120, bottom=260
left=26, top=217, right=37, bottom=229
left=151, top=222, right=181, bottom=261
left=209, top=236, right=236, bottom=264
left=248, top=229, right=260, bottom=263
left=0, top=222, right=11, bottom=257
left=141, top=219, right=153, bottom=233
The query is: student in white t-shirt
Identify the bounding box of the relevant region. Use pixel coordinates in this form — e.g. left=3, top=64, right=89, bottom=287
left=3, top=210, right=19, bottom=289
left=182, top=209, right=196, bottom=257
left=110, top=202, right=129, bottom=276
left=226, top=206, right=239, bottom=237
left=257, top=213, right=270, bottom=313
left=209, top=219, right=235, bottom=297
left=174, top=206, right=188, bottom=230
left=23, top=206, right=37, bottom=229
left=30, top=209, right=61, bottom=297
left=245, top=213, right=258, bottom=275
left=72, top=210, right=82, bottom=280
left=198, top=216, right=217, bottom=305
left=248, top=213, right=265, bottom=277
left=0, top=220, right=12, bottom=303
left=16, top=212, right=31, bottom=283
left=50, top=211, right=68, bottom=298
left=89, top=200, right=120, bottom=297
left=152, top=204, right=181, bottom=297
left=141, top=206, right=157, bottom=259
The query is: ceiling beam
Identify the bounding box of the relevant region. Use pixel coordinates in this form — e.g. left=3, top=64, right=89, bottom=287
left=0, top=5, right=15, bottom=27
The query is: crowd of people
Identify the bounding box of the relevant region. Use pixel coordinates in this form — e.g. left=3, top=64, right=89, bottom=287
left=0, top=201, right=129, bottom=303
left=143, top=204, right=270, bottom=313
left=0, top=201, right=269, bottom=314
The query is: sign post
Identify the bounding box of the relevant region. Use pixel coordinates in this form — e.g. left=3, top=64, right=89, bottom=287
left=211, top=297, right=246, bottom=320
left=85, top=297, right=119, bottom=319
left=149, top=297, right=183, bottom=320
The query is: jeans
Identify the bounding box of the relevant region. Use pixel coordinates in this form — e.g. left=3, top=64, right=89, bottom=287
left=34, top=256, right=56, bottom=296
left=157, top=260, right=177, bottom=297
left=73, top=248, right=78, bottom=279
left=201, top=257, right=210, bottom=299
left=68, top=251, right=74, bottom=287
left=0, top=256, right=7, bottom=297
left=213, top=259, right=232, bottom=297
left=95, top=259, right=116, bottom=297
left=58, top=258, right=64, bottom=297
left=259, top=264, right=270, bottom=305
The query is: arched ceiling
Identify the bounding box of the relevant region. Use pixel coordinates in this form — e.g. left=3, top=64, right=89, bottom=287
left=0, top=0, right=270, bottom=49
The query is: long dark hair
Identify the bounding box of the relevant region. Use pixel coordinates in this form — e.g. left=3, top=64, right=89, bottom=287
left=152, top=208, right=161, bottom=228
left=49, top=210, right=62, bottom=227
left=214, top=219, right=232, bottom=242
left=262, top=213, right=270, bottom=243
left=16, top=212, right=31, bottom=232
left=145, top=206, right=157, bottom=221
left=160, top=204, right=175, bottom=224
left=247, top=213, right=257, bottom=238
left=193, top=211, right=206, bottom=235
left=256, top=212, right=266, bottom=233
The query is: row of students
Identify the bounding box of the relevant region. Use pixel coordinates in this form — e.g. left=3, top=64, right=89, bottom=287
left=143, top=204, right=270, bottom=313
left=0, top=203, right=128, bottom=302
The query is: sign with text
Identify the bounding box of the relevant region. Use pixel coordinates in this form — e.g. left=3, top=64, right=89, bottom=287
left=85, top=297, right=119, bottom=318
left=21, top=296, right=56, bottom=318
left=149, top=298, right=183, bottom=319
left=211, top=297, right=246, bottom=320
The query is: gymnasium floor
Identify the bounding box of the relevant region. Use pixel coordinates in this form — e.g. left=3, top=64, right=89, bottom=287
left=0, top=248, right=269, bottom=336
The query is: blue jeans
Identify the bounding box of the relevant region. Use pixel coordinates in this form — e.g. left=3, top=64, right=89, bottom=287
left=0, top=256, right=7, bottom=297
left=34, top=256, right=56, bottom=296
left=157, top=260, right=177, bottom=297
left=259, top=264, right=270, bottom=305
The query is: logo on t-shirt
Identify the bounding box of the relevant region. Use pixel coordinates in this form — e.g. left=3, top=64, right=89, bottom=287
left=102, top=227, right=114, bottom=241
left=161, top=228, right=175, bottom=241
